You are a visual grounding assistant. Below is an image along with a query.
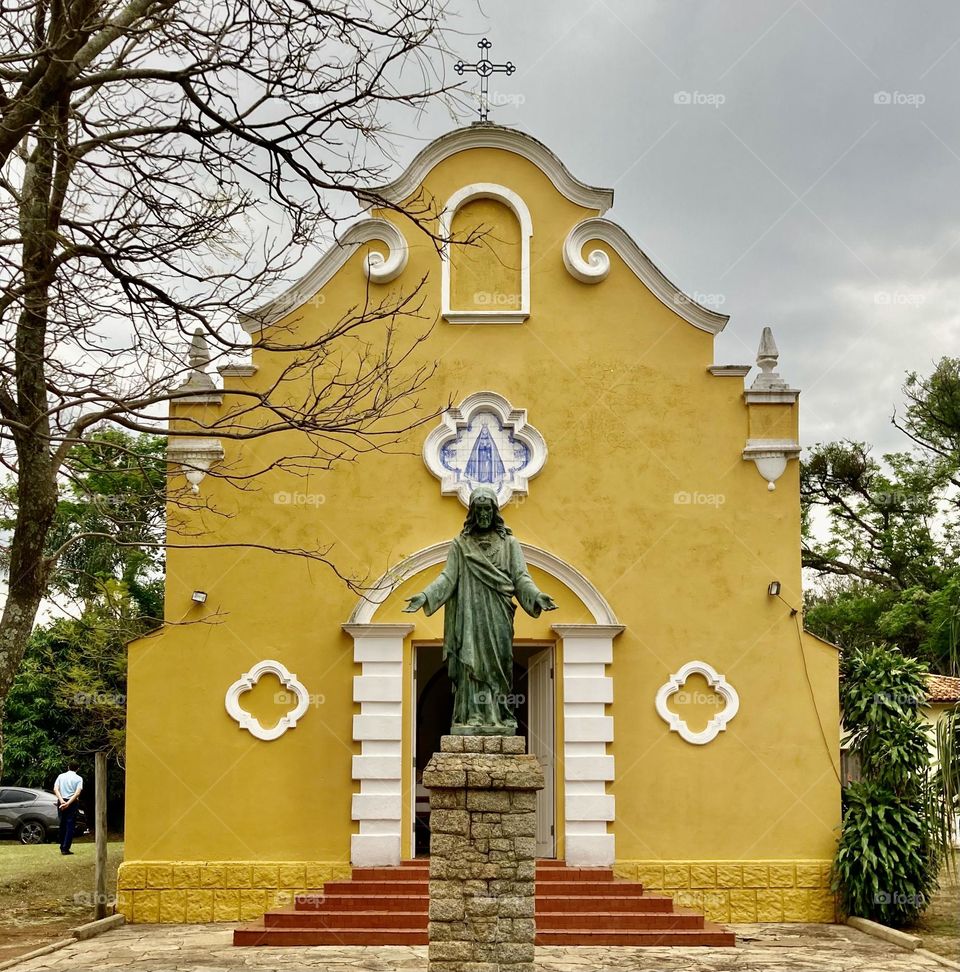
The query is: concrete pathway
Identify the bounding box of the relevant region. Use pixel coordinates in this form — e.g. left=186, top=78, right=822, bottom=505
left=6, top=922, right=956, bottom=971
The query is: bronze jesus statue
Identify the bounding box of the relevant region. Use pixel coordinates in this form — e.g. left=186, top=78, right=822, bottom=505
left=403, top=485, right=557, bottom=735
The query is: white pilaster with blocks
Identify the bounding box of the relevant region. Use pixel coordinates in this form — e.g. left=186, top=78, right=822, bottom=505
left=552, top=623, right=624, bottom=867
left=343, top=623, right=413, bottom=867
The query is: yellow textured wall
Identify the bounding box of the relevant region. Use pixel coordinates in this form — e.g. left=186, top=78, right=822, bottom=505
left=125, top=141, right=840, bottom=891
left=613, top=861, right=836, bottom=923
left=115, top=861, right=351, bottom=923
left=748, top=402, right=798, bottom=440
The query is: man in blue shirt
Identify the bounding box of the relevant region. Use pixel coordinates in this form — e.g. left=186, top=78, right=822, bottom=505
left=53, top=762, right=83, bottom=855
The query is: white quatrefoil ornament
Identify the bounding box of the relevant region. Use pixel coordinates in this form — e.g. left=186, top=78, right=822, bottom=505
left=655, top=660, right=740, bottom=745
left=224, top=659, right=310, bottom=741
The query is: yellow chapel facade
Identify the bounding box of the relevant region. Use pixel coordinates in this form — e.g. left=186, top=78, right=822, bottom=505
left=119, top=124, right=841, bottom=926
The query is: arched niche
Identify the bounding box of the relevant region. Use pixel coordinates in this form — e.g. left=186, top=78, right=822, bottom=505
left=440, top=183, right=532, bottom=324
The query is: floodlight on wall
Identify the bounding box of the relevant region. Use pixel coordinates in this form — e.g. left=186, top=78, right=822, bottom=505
left=767, top=580, right=798, bottom=617
left=192, top=590, right=208, bottom=604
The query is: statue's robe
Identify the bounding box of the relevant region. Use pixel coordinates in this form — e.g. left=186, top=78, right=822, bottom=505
left=421, top=531, right=544, bottom=732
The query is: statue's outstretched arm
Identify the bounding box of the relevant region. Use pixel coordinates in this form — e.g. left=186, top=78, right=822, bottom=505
left=404, top=542, right=459, bottom=615
left=510, top=538, right=557, bottom=617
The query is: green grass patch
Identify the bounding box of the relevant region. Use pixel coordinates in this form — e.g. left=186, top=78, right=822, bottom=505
left=0, top=837, right=123, bottom=962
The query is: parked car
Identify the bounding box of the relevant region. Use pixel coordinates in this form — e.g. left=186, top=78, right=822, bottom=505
left=0, top=786, right=88, bottom=844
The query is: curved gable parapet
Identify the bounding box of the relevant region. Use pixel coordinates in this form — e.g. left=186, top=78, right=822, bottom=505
left=239, top=218, right=408, bottom=335
left=563, top=217, right=729, bottom=335
left=373, top=125, right=614, bottom=214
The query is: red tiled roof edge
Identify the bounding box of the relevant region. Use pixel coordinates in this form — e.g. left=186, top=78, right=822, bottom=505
left=927, top=673, right=960, bottom=703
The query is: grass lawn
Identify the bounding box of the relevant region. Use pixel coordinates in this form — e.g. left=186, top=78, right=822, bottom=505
left=0, top=837, right=124, bottom=962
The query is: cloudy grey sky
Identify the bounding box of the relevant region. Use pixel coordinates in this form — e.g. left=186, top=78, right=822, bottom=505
left=385, top=0, right=960, bottom=456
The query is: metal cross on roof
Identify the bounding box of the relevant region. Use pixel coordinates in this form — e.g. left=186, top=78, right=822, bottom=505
left=454, top=38, right=516, bottom=123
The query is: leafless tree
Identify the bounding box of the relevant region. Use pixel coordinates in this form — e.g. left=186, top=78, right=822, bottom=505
left=0, top=0, right=461, bottom=772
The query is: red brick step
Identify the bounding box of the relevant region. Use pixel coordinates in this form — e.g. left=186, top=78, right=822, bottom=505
left=321, top=880, right=424, bottom=896
left=348, top=869, right=428, bottom=881
left=537, top=926, right=735, bottom=947
left=265, top=908, right=428, bottom=929
left=234, top=922, right=429, bottom=946
left=536, top=910, right=707, bottom=930
left=233, top=861, right=736, bottom=948
left=297, top=893, right=427, bottom=912
left=536, top=893, right=675, bottom=913
left=534, top=880, right=647, bottom=896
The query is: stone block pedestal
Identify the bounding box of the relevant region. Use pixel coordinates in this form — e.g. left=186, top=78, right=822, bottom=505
left=423, top=734, right=545, bottom=972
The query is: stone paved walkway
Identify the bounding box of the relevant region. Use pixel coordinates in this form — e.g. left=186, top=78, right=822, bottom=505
left=6, top=923, right=955, bottom=971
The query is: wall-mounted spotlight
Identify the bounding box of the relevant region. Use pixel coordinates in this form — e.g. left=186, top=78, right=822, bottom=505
left=767, top=580, right=798, bottom=616
left=192, top=590, right=208, bottom=604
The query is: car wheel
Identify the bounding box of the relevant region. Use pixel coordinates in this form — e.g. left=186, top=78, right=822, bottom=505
left=17, top=819, right=47, bottom=845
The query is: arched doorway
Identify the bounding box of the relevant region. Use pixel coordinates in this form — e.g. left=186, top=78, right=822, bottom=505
left=344, top=543, right=623, bottom=868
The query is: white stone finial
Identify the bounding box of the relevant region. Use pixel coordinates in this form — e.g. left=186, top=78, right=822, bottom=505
left=750, top=326, right=788, bottom=391
left=179, top=328, right=216, bottom=393
left=742, top=325, right=800, bottom=487
left=757, top=326, right=778, bottom=372
left=188, top=328, right=211, bottom=371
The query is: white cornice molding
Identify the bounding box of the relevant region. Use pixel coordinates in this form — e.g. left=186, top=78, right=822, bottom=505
left=166, top=437, right=224, bottom=494
left=562, top=218, right=730, bottom=335
left=744, top=387, right=800, bottom=404
left=239, top=218, right=408, bottom=334
left=373, top=125, right=614, bottom=214
left=655, top=660, right=740, bottom=745
left=551, top=624, right=626, bottom=640
left=708, top=365, right=751, bottom=377
left=218, top=362, right=257, bottom=378
left=169, top=391, right=223, bottom=405
left=442, top=310, right=528, bottom=325
left=742, top=438, right=801, bottom=456
left=440, top=183, right=532, bottom=324
left=742, top=438, right=801, bottom=491
left=348, top=541, right=618, bottom=626
left=224, top=659, right=310, bottom=741
left=341, top=623, right=415, bottom=639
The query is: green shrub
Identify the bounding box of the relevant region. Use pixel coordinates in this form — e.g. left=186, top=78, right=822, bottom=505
left=833, top=644, right=939, bottom=926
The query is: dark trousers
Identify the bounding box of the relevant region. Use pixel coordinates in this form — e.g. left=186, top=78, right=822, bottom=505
left=59, top=805, right=78, bottom=852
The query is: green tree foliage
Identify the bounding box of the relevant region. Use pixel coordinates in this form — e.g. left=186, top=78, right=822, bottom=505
left=833, top=645, right=940, bottom=925
left=1, top=430, right=163, bottom=791
left=802, top=358, right=960, bottom=674
left=898, top=357, right=960, bottom=486
left=38, top=429, right=166, bottom=612
left=3, top=584, right=141, bottom=801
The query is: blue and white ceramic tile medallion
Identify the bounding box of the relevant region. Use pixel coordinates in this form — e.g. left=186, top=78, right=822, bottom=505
left=423, top=391, right=547, bottom=507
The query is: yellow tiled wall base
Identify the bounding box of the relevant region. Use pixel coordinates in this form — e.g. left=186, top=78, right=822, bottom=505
left=613, top=860, right=836, bottom=923
left=116, top=862, right=351, bottom=923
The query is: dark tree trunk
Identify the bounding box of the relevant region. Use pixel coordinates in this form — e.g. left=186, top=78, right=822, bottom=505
left=0, top=109, right=60, bottom=777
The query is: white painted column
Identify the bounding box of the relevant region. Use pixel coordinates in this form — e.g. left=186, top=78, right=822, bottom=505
left=343, top=623, right=413, bottom=867
left=552, top=623, right=624, bottom=867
